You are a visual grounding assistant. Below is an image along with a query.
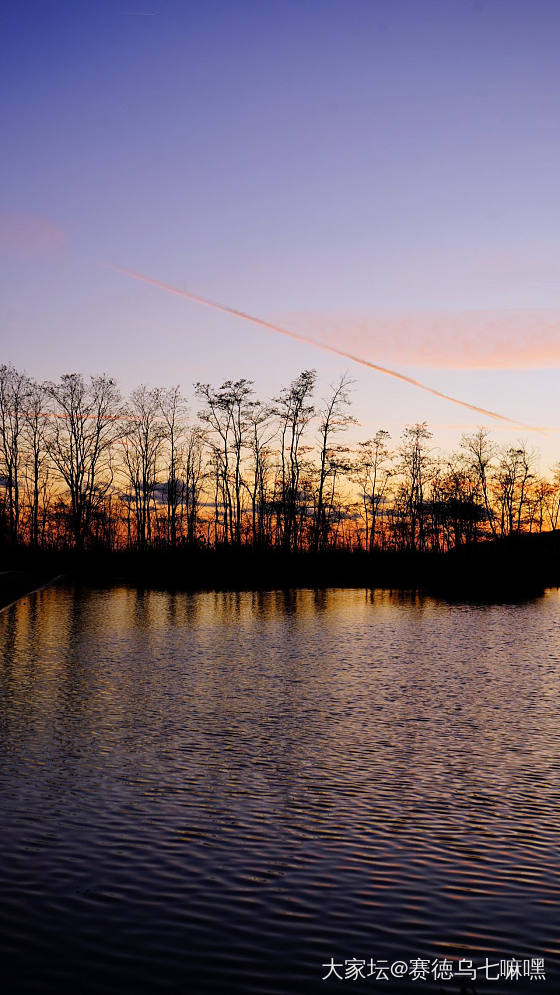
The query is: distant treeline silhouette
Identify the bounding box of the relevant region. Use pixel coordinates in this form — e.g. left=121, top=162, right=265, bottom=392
left=1, top=363, right=559, bottom=555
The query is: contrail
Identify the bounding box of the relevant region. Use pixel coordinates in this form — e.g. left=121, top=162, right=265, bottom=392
left=110, top=263, right=541, bottom=431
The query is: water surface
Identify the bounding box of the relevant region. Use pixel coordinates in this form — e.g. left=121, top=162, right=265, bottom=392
left=1, top=585, right=559, bottom=994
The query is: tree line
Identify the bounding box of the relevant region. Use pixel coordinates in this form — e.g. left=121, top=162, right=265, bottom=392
left=1, top=363, right=559, bottom=554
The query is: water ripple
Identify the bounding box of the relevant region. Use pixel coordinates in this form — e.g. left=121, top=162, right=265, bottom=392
left=1, top=586, right=559, bottom=993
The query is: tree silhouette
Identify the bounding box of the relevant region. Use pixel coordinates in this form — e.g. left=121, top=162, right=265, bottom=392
left=0, top=363, right=557, bottom=559
left=44, top=373, right=122, bottom=549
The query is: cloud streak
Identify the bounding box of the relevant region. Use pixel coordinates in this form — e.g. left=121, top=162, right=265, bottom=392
left=110, top=264, right=542, bottom=431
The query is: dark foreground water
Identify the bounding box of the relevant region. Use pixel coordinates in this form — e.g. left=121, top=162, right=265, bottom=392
left=1, top=585, right=559, bottom=995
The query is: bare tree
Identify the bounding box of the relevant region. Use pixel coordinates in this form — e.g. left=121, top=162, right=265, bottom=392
left=544, top=463, right=560, bottom=531
left=0, top=364, right=31, bottom=543
left=493, top=442, right=535, bottom=535
left=183, top=425, right=206, bottom=545
left=354, top=429, right=392, bottom=552
left=195, top=379, right=255, bottom=545
left=461, top=428, right=498, bottom=538
left=398, top=422, right=433, bottom=551
left=428, top=451, right=484, bottom=549
left=22, top=380, right=50, bottom=546
left=273, top=370, right=316, bottom=552
left=527, top=477, right=549, bottom=534
left=121, top=386, right=165, bottom=548
left=159, top=386, right=189, bottom=547
left=313, top=375, right=356, bottom=552
left=44, top=373, right=122, bottom=549
left=246, top=402, right=276, bottom=547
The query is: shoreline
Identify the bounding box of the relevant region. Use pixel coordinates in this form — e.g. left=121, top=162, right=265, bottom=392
left=0, top=571, right=66, bottom=612
left=1, top=530, right=559, bottom=605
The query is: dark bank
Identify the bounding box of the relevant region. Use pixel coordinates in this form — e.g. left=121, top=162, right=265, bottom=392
left=2, top=528, right=560, bottom=609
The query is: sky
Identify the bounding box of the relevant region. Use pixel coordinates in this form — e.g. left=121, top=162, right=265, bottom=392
left=2, top=0, right=560, bottom=465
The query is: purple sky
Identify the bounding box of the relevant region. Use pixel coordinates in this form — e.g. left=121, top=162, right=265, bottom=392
left=2, top=0, right=560, bottom=462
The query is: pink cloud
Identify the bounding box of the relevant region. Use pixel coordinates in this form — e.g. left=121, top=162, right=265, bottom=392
left=0, top=214, right=65, bottom=258
left=278, top=309, right=560, bottom=370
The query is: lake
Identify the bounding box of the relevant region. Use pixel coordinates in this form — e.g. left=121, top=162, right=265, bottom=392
left=1, top=584, right=559, bottom=994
